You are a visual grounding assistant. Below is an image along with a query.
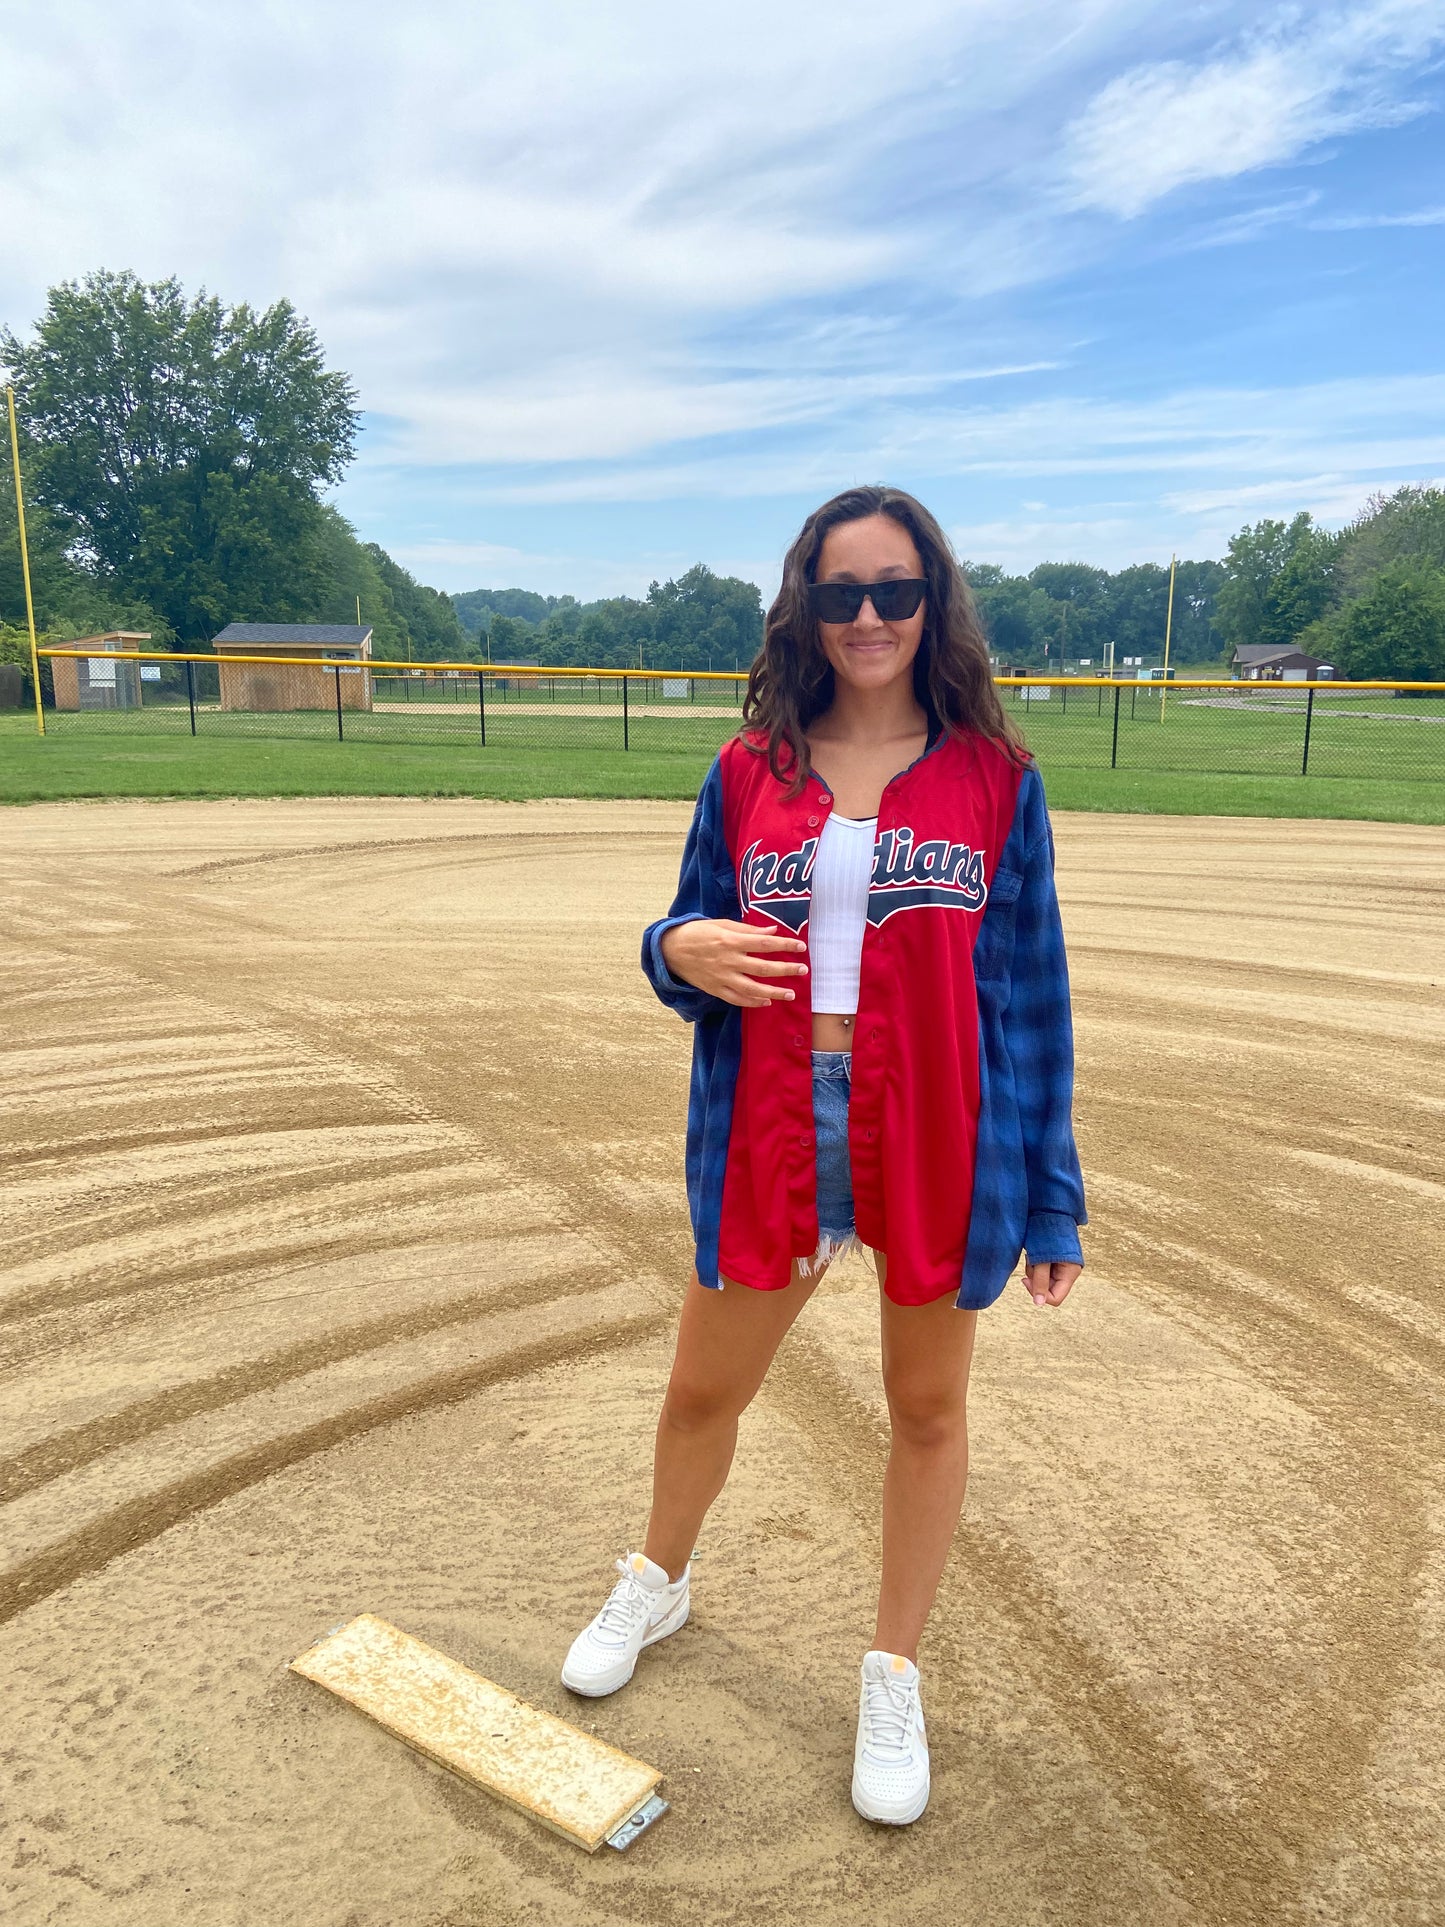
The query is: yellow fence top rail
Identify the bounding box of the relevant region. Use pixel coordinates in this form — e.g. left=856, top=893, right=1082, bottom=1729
left=32, top=647, right=1445, bottom=694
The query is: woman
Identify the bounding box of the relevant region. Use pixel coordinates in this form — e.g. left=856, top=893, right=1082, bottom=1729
left=561, top=485, right=1086, bottom=1827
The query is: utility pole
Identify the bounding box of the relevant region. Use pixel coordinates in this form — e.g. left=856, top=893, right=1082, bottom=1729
left=6, top=387, right=45, bottom=736
left=1160, top=553, right=1177, bottom=719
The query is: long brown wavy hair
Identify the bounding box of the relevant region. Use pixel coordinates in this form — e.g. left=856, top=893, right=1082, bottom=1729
left=741, top=484, right=1026, bottom=792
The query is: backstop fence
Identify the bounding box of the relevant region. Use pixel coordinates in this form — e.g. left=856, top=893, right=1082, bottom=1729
left=27, top=648, right=1445, bottom=786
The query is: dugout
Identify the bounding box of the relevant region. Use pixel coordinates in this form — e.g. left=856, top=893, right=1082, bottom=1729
left=213, top=623, right=374, bottom=712
left=49, top=632, right=153, bottom=711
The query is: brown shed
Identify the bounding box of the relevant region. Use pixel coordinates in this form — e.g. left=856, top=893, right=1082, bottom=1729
left=1231, top=644, right=1335, bottom=682
left=212, top=624, right=374, bottom=712
left=50, top=632, right=153, bottom=711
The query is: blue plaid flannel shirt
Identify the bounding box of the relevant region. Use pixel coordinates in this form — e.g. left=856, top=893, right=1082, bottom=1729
left=644, top=755, right=1086, bottom=1308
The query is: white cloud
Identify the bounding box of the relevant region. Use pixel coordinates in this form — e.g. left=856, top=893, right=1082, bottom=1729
left=0, top=0, right=1441, bottom=588
left=1162, top=473, right=1418, bottom=516
left=0, top=0, right=1106, bottom=472
left=389, top=539, right=665, bottom=600
left=1312, top=203, right=1445, bottom=226
left=951, top=514, right=1143, bottom=571
left=407, top=372, right=1445, bottom=506
left=1170, top=191, right=1322, bottom=250
left=389, top=538, right=788, bottom=602
left=375, top=361, right=1060, bottom=467
left=1062, top=1, right=1445, bottom=218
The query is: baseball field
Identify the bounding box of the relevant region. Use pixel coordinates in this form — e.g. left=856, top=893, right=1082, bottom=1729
left=2, top=796, right=1442, bottom=1927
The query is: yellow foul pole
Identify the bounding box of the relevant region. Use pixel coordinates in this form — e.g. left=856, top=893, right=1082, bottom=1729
left=1160, top=552, right=1177, bottom=721
left=6, top=385, right=45, bottom=736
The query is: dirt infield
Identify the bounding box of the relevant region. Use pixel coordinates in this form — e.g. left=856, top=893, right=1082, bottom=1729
left=2, top=797, right=1442, bottom=1927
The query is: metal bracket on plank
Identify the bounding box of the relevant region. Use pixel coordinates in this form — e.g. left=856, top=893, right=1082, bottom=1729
left=606, top=1792, right=669, bottom=1850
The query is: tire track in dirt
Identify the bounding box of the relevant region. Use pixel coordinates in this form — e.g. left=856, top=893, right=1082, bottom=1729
left=0, top=1178, right=510, bottom=1345
left=176, top=826, right=662, bottom=878
left=0, top=1306, right=665, bottom=1627
left=0, top=1261, right=621, bottom=1505
left=0, top=833, right=680, bottom=1655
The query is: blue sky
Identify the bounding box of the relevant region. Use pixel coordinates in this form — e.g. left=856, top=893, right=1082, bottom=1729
left=2, top=0, right=1443, bottom=600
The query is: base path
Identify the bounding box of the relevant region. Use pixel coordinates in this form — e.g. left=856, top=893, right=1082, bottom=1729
left=1, top=798, right=1442, bottom=1927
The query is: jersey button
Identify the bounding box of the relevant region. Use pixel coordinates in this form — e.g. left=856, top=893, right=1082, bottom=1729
left=800, top=1131, right=814, bottom=1148
left=792, top=1033, right=804, bottom=1048
left=806, top=813, right=820, bottom=827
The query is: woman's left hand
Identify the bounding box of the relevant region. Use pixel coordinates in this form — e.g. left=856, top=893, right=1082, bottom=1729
left=1021, top=1261, right=1081, bottom=1308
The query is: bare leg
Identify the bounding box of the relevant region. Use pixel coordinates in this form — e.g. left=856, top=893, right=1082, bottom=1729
left=643, top=1261, right=825, bottom=1580
left=871, top=1251, right=979, bottom=1661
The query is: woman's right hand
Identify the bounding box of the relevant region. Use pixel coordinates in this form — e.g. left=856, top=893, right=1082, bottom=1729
left=659, top=918, right=809, bottom=1007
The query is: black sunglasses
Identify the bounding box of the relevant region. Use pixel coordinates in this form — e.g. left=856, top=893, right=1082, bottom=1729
left=808, top=578, right=926, bottom=624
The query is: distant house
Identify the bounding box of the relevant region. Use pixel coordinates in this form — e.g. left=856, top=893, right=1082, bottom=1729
left=1231, top=644, right=1334, bottom=682
left=212, top=623, right=374, bottom=712
left=50, top=632, right=153, bottom=711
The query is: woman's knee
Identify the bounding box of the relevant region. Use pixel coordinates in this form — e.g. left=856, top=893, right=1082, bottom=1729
left=661, top=1369, right=754, bottom=1434
left=883, top=1372, right=969, bottom=1451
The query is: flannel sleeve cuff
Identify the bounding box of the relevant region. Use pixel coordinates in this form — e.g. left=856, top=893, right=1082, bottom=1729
left=646, top=914, right=707, bottom=993
left=1024, top=1210, right=1084, bottom=1269
left=642, top=914, right=723, bottom=1023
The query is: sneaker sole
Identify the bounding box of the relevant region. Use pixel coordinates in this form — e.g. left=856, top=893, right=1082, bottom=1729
left=850, top=1773, right=930, bottom=1826
left=560, top=1595, right=690, bottom=1698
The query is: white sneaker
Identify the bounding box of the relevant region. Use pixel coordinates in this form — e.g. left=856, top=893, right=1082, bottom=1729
left=851, top=1650, right=930, bottom=1825
left=560, top=1551, right=691, bottom=1697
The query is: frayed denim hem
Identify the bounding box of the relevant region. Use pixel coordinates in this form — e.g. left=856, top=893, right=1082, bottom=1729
left=796, top=1229, right=862, bottom=1277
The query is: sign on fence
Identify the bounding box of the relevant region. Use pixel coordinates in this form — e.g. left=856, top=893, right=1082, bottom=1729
left=662, top=678, right=688, bottom=698
left=88, top=658, right=117, bottom=685
left=139, top=666, right=162, bottom=682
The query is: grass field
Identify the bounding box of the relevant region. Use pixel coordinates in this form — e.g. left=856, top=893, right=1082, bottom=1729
left=5, top=705, right=1444, bottom=821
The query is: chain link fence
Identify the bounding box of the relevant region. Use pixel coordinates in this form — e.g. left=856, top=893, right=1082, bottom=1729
left=1001, top=677, right=1445, bottom=782
left=29, top=650, right=1445, bottom=785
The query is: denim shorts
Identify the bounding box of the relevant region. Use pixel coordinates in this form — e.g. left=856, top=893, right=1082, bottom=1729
left=799, top=1049, right=860, bottom=1274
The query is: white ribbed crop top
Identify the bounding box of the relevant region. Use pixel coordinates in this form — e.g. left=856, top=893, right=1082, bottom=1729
left=808, top=812, right=876, bottom=1014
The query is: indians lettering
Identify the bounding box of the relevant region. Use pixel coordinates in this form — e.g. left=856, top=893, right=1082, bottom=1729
left=739, top=825, right=987, bottom=932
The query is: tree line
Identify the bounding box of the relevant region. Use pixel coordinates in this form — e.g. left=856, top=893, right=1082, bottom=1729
left=452, top=570, right=765, bottom=672
left=3, top=270, right=1442, bottom=690
left=0, top=271, right=470, bottom=679
left=1211, top=492, right=1445, bottom=682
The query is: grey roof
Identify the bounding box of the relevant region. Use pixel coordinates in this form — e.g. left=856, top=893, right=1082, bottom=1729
left=213, top=623, right=373, bottom=644
left=1231, top=642, right=1326, bottom=664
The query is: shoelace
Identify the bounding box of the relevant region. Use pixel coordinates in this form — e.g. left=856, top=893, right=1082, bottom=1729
left=860, top=1673, right=916, bottom=1761
left=594, top=1558, right=659, bottom=1644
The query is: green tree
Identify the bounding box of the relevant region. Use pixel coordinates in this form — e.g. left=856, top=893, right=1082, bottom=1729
left=1333, top=485, right=1445, bottom=597
left=1027, top=562, right=1109, bottom=661
left=487, top=613, right=538, bottom=661
left=2, top=270, right=359, bottom=640
left=1313, top=562, right=1445, bottom=683
left=1103, top=560, right=1224, bottom=666
left=452, top=587, right=558, bottom=634
left=646, top=564, right=762, bottom=670
left=1215, top=513, right=1334, bottom=656
left=1, top=442, right=171, bottom=678
left=965, top=565, right=1036, bottom=663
